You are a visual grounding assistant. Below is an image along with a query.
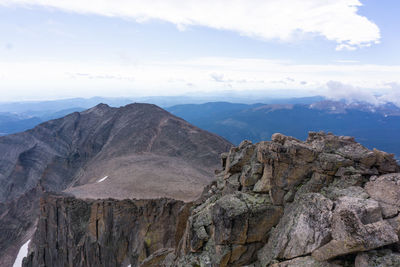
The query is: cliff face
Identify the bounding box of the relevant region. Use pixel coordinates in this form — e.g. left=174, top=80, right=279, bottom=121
left=23, top=194, right=190, bottom=267
left=24, top=132, right=400, bottom=266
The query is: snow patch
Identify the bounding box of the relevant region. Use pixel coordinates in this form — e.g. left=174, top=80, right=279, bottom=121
left=13, top=239, right=30, bottom=267
left=97, top=176, right=109, bottom=183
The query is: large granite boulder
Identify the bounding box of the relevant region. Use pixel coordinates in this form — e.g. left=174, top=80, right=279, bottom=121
left=312, top=196, right=398, bottom=261
left=258, top=193, right=333, bottom=266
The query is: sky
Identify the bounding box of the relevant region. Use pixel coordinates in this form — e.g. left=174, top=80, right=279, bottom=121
left=0, top=0, right=399, bottom=104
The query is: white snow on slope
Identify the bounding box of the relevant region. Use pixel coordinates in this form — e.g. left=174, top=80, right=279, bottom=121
left=13, top=239, right=30, bottom=267
left=97, top=176, right=109, bottom=183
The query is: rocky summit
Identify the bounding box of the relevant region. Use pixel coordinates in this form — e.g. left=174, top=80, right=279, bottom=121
left=22, top=132, right=400, bottom=266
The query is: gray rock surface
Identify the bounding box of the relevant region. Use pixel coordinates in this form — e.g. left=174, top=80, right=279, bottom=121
left=355, top=249, right=400, bottom=267
left=258, top=193, right=333, bottom=266
left=23, top=193, right=189, bottom=267
left=312, top=196, right=398, bottom=261
left=270, top=256, right=341, bottom=267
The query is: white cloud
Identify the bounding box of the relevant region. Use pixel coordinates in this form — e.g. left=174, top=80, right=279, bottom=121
left=378, top=83, right=400, bottom=107
left=1, top=57, right=400, bottom=101
left=0, top=0, right=380, bottom=50
left=324, top=81, right=382, bottom=105
left=324, top=81, right=400, bottom=107
left=334, top=60, right=360, bottom=63
left=336, top=44, right=358, bottom=51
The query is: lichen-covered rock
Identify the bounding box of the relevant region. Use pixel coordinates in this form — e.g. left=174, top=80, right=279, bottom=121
left=178, top=192, right=282, bottom=266
left=355, top=249, right=400, bottom=267
left=365, top=173, right=400, bottom=209
left=312, top=196, right=399, bottom=261
left=258, top=193, right=333, bottom=266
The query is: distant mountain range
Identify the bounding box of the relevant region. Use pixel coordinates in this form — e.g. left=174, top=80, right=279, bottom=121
left=0, top=96, right=323, bottom=136
left=1, top=96, right=399, bottom=158
left=167, top=101, right=400, bottom=158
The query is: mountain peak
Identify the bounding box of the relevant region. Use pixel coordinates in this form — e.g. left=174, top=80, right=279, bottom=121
left=0, top=103, right=232, bottom=266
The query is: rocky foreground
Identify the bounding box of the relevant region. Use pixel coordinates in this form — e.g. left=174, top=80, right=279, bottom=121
left=23, top=132, right=400, bottom=266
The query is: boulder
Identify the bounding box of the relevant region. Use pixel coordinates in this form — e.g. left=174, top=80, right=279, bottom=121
left=258, top=193, right=333, bottom=265
left=312, top=196, right=398, bottom=261
left=365, top=173, right=400, bottom=208
left=355, top=249, right=400, bottom=267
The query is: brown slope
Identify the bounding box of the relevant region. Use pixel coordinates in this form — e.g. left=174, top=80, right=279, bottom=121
left=65, top=103, right=232, bottom=201
left=0, top=103, right=232, bottom=266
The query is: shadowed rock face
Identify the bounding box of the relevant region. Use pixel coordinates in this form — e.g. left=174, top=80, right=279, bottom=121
left=23, top=132, right=400, bottom=267
left=23, top=193, right=189, bottom=267
left=0, top=103, right=232, bottom=266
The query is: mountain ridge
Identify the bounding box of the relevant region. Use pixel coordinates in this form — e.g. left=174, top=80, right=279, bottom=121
left=0, top=102, right=232, bottom=266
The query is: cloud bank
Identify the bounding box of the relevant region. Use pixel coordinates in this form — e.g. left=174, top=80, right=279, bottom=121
left=1, top=57, right=400, bottom=102
left=325, top=81, right=400, bottom=107
left=0, top=0, right=380, bottom=50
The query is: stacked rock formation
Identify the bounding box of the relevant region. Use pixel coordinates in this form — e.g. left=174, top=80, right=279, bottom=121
left=24, top=132, right=400, bottom=266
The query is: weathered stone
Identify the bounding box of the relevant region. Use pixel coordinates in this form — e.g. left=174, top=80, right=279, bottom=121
left=270, top=256, right=341, bottom=267
left=245, top=198, right=283, bottom=243
left=23, top=194, right=188, bottom=267
left=323, top=186, right=369, bottom=201
left=222, top=173, right=241, bottom=194
left=253, top=164, right=272, bottom=193
left=225, top=141, right=255, bottom=174
left=212, top=194, right=249, bottom=245
left=230, top=245, right=247, bottom=263
left=211, top=192, right=282, bottom=246
left=335, top=166, right=361, bottom=177
left=317, top=153, right=353, bottom=175
left=355, top=249, right=400, bottom=267
left=269, top=186, right=286, bottom=205
left=380, top=203, right=399, bottom=219
left=336, top=144, right=376, bottom=167
left=258, top=193, right=333, bottom=266
left=312, top=239, right=366, bottom=262
left=295, top=172, right=333, bottom=198
left=334, top=196, right=383, bottom=226
left=312, top=196, right=398, bottom=261
left=190, top=226, right=208, bottom=251
left=365, top=173, right=400, bottom=207
left=139, top=248, right=175, bottom=267
left=271, top=133, right=287, bottom=144
left=240, top=162, right=263, bottom=187
left=373, top=149, right=400, bottom=173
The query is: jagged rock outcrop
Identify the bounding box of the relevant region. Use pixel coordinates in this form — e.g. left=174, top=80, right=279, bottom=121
left=175, top=132, right=400, bottom=266
left=23, top=132, right=400, bottom=266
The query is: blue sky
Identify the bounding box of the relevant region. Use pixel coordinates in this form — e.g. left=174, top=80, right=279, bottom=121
left=0, top=0, right=399, bottom=104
